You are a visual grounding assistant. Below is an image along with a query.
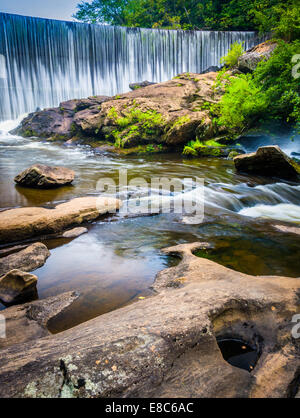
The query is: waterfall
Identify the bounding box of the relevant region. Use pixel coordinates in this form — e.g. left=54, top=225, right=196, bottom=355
left=0, top=12, right=262, bottom=122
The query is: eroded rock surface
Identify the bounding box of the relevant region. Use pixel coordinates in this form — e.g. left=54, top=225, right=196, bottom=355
left=14, top=164, right=75, bottom=189
left=0, top=269, right=38, bottom=305
left=0, top=196, right=122, bottom=244
left=234, top=145, right=300, bottom=180
left=238, top=41, right=277, bottom=73
left=0, top=242, right=299, bottom=398
left=0, top=291, right=79, bottom=349
left=0, top=243, right=50, bottom=276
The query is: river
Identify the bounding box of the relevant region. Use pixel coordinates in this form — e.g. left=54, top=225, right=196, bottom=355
left=0, top=118, right=300, bottom=333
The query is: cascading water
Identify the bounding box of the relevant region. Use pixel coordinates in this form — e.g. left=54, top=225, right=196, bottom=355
left=0, top=12, right=262, bottom=121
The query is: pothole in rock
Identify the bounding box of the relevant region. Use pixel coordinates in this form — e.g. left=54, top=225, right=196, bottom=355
left=217, top=338, right=260, bottom=372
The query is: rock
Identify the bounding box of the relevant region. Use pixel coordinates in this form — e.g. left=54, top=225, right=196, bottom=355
left=0, top=196, right=122, bottom=244
left=273, top=224, right=300, bottom=235
left=201, top=65, right=221, bottom=74
left=129, top=81, right=156, bottom=90
left=62, top=227, right=88, bottom=238
left=0, top=269, right=38, bottom=305
left=0, top=243, right=50, bottom=276
left=238, top=41, right=277, bottom=73
left=14, top=164, right=75, bottom=189
left=0, top=291, right=79, bottom=349
left=0, top=242, right=299, bottom=398
left=14, top=71, right=231, bottom=147
left=234, top=145, right=300, bottom=180
left=11, top=96, right=110, bottom=139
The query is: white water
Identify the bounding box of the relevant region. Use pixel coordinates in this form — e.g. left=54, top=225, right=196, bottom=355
left=0, top=12, right=262, bottom=121
left=239, top=203, right=300, bottom=223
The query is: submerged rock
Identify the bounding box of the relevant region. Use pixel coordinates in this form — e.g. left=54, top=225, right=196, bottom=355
left=129, top=80, right=157, bottom=90
left=0, top=243, right=50, bottom=276
left=238, top=41, right=277, bottom=73
left=14, top=164, right=75, bottom=189
left=62, top=227, right=88, bottom=238
left=0, top=196, right=122, bottom=244
left=0, top=242, right=299, bottom=398
left=0, top=269, right=38, bottom=305
left=234, top=145, right=300, bottom=180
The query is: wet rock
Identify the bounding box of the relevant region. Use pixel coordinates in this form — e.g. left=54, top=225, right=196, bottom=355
left=273, top=224, right=300, bottom=235
left=11, top=96, right=110, bottom=139
left=0, top=291, right=79, bottom=349
left=129, top=81, right=156, bottom=90
left=0, top=269, right=38, bottom=305
left=234, top=145, right=300, bottom=180
left=14, top=164, right=75, bottom=189
left=0, top=196, right=122, bottom=244
left=201, top=65, right=221, bottom=74
left=0, top=243, right=50, bottom=276
left=62, top=227, right=88, bottom=238
left=0, top=242, right=299, bottom=398
left=238, top=41, right=277, bottom=73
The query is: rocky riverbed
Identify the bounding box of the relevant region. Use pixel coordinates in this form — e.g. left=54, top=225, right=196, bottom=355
left=0, top=40, right=299, bottom=398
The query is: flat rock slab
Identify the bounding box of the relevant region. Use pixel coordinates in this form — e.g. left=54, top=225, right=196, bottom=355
left=0, top=291, right=79, bottom=349
left=0, top=196, right=121, bottom=244
left=0, top=242, right=299, bottom=398
left=0, top=243, right=50, bottom=276
left=14, top=164, right=75, bottom=188
left=0, top=269, right=38, bottom=305
left=234, top=145, right=300, bottom=180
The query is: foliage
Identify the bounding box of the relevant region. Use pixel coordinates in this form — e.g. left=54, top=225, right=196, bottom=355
left=221, top=42, right=244, bottom=68
left=183, top=138, right=222, bottom=155
left=74, top=0, right=299, bottom=36
left=216, top=40, right=300, bottom=132
left=106, top=104, right=165, bottom=147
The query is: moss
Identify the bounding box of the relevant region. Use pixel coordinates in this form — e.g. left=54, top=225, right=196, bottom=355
left=105, top=104, right=165, bottom=148
left=182, top=139, right=226, bottom=157
left=171, top=115, right=191, bottom=128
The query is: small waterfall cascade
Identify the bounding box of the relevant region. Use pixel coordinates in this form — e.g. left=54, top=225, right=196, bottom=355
left=0, top=12, right=262, bottom=121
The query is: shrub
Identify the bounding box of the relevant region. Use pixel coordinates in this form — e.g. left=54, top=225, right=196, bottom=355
left=221, top=42, right=245, bottom=68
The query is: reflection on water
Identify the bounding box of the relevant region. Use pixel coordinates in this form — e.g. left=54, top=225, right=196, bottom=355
left=0, top=128, right=300, bottom=332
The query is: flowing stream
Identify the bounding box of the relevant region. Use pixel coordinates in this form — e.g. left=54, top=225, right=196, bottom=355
left=0, top=121, right=300, bottom=333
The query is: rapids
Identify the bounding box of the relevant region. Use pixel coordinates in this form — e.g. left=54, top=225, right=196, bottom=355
left=0, top=120, right=299, bottom=332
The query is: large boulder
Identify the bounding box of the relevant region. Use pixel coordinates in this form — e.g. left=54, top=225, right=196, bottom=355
left=13, top=71, right=231, bottom=147
left=238, top=41, right=277, bottom=73
left=234, top=145, right=300, bottom=179
left=11, top=96, right=110, bottom=139
left=14, top=164, right=75, bottom=189
left=0, top=269, right=38, bottom=305
left=0, top=242, right=299, bottom=398
left=0, top=196, right=122, bottom=244
left=0, top=243, right=50, bottom=276
left=129, top=80, right=156, bottom=90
